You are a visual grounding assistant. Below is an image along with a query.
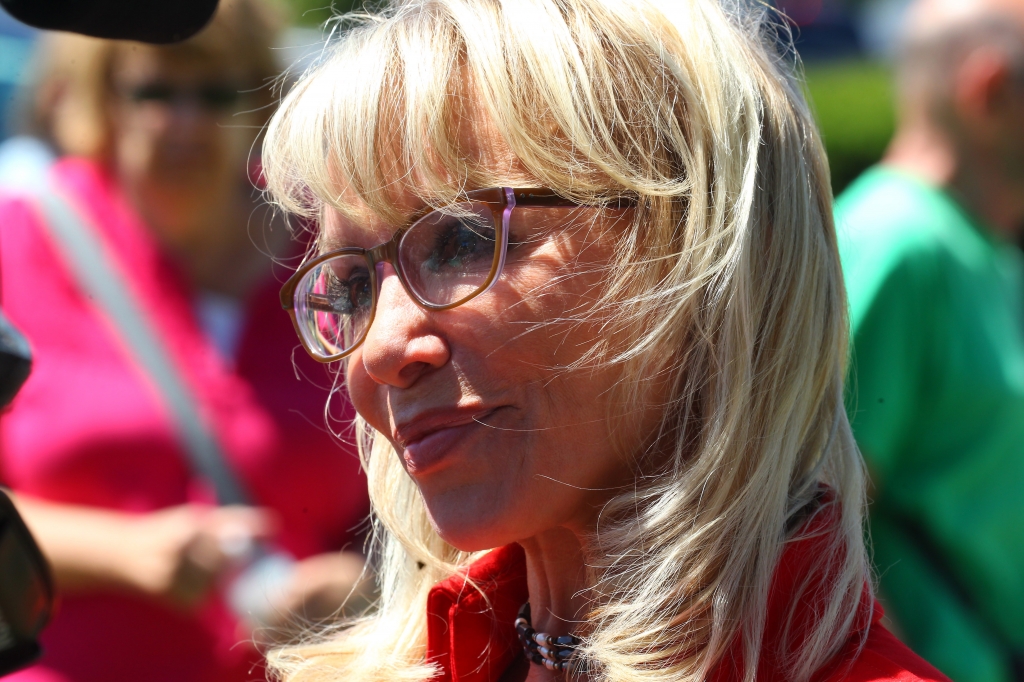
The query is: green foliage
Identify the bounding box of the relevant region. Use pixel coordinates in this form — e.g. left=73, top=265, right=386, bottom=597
left=803, top=60, right=896, bottom=194
left=279, top=0, right=363, bottom=27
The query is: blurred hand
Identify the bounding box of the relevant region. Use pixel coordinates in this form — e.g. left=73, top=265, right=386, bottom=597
left=14, top=496, right=277, bottom=612
left=119, top=504, right=274, bottom=609
left=258, top=550, right=374, bottom=643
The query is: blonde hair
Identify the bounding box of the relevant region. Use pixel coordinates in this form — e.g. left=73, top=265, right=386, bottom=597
left=23, top=0, right=283, bottom=159
left=263, top=1, right=869, bottom=680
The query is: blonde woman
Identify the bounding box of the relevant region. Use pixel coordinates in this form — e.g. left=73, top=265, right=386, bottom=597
left=264, top=0, right=948, bottom=680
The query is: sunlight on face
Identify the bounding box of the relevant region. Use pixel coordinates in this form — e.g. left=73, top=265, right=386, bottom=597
left=329, top=127, right=663, bottom=550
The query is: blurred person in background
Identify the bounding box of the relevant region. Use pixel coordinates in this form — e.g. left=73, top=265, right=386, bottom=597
left=835, top=0, right=1024, bottom=680
left=0, top=2, right=371, bottom=681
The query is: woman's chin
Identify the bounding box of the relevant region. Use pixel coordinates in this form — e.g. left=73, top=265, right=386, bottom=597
left=423, top=492, right=523, bottom=552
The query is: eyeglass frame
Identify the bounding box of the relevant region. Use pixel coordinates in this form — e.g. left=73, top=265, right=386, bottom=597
left=279, top=187, right=599, bottom=363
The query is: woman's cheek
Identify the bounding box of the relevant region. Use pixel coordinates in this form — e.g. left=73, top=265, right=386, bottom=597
left=345, top=353, right=386, bottom=431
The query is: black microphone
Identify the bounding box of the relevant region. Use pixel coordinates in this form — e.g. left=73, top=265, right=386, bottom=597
left=0, top=0, right=219, bottom=44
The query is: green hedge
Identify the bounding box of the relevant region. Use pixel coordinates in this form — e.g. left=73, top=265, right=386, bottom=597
left=803, top=60, right=896, bottom=194
left=281, top=0, right=361, bottom=27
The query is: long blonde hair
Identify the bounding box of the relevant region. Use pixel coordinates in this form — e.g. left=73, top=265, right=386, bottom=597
left=263, top=1, right=869, bottom=680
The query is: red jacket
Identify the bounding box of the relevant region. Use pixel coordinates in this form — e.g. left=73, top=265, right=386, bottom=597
left=425, top=512, right=949, bottom=682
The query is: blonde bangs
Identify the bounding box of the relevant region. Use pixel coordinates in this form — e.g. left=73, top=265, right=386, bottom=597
left=265, top=6, right=501, bottom=229
left=265, top=1, right=716, bottom=225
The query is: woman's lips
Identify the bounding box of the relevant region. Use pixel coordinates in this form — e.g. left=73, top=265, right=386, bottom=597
left=395, top=408, right=497, bottom=476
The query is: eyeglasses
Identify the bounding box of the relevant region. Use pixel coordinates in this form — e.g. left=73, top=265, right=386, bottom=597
left=280, top=187, right=587, bottom=362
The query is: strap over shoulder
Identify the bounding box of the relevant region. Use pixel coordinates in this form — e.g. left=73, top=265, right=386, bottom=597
left=32, top=180, right=252, bottom=507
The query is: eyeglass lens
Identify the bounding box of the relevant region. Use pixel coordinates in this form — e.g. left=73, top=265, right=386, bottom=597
left=293, top=201, right=500, bottom=358
left=397, top=203, right=498, bottom=305
left=294, top=254, right=374, bottom=358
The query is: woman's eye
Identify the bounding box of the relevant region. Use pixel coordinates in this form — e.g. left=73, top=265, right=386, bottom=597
left=325, top=270, right=372, bottom=315
left=426, top=217, right=494, bottom=272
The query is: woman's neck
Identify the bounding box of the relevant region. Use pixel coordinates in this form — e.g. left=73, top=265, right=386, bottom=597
left=517, top=527, right=591, bottom=681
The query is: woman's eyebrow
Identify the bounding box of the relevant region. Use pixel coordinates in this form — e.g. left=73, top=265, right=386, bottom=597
left=318, top=217, right=398, bottom=252
left=319, top=193, right=461, bottom=252
left=318, top=233, right=347, bottom=253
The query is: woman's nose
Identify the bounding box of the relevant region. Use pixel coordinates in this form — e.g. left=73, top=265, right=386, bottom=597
left=359, top=263, right=450, bottom=388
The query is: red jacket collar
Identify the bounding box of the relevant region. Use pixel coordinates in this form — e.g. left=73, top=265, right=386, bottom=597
left=423, top=503, right=927, bottom=682
left=426, top=543, right=529, bottom=682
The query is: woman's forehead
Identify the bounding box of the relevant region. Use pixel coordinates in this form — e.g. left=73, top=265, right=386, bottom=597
left=457, top=108, right=526, bottom=176
left=318, top=120, right=537, bottom=251
left=320, top=205, right=399, bottom=250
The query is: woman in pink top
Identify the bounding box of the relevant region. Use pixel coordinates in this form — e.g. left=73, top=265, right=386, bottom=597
left=0, top=3, right=369, bottom=681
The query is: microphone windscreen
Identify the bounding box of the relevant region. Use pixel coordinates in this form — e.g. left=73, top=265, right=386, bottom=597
left=0, top=0, right=218, bottom=44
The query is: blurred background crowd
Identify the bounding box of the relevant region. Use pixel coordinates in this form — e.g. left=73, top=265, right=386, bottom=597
left=0, top=0, right=898, bottom=195
left=2, top=0, right=914, bottom=190
left=0, top=0, right=1022, bottom=681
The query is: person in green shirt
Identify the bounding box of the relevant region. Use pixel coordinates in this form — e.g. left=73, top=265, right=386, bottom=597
left=836, top=1, right=1024, bottom=680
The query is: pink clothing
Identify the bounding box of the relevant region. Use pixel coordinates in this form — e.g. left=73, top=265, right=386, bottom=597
left=0, top=158, right=369, bottom=682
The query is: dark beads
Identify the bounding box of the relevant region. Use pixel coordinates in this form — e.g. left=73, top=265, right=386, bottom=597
left=515, top=601, right=581, bottom=674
